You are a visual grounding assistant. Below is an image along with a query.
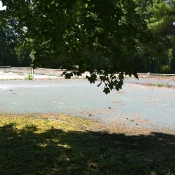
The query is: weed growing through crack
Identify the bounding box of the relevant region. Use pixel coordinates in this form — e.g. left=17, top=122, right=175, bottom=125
left=157, top=83, right=163, bottom=87
left=25, top=74, right=34, bottom=80
left=166, top=83, right=172, bottom=88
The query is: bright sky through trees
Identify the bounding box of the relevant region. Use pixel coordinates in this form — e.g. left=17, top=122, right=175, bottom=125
left=0, top=1, right=6, bottom=10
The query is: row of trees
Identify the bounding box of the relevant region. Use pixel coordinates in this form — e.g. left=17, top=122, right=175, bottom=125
left=136, top=0, right=175, bottom=73
left=0, top=18, right=57, bottom=67
left=0, top=0, right=175, bottom=92
left=0, top=18, right=31, bottom=66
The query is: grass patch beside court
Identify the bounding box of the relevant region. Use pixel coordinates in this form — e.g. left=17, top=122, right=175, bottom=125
left=0, top=114, right=175, bottom=175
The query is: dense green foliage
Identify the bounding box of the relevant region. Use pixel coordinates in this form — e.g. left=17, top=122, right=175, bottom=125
left=0, top=18, right=31, bottom=66
left=139, top=0, right=175, bottom=73
left=0, top=0, right=175, bottom=92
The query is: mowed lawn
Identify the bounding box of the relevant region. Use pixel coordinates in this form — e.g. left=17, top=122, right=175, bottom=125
left=0, top=114, right=175, bottom=175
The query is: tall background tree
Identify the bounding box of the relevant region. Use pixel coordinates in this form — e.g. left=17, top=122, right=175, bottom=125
left=135, top=0, right=175, bottom=73
left=0, top=14, right=31, bottom=67
left=150, top=0, right=175, bottom=73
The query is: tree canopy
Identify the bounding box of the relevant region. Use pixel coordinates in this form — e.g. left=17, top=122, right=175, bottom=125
left=148, top=0, right=175, bottom=73
left=0, top=17, right=31, bottom=66
left=0, top=0, right=164, bottom=93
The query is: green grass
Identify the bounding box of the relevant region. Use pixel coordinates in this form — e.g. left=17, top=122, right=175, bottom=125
left=0, top=114, right=175, bottom=175
left=148, top=83, right=173, bottom=88
left=25, top=74, right=34, bottom=80
left=166, top=83, right=172, bottom=88
left=157, top=83, right=163, bottom=87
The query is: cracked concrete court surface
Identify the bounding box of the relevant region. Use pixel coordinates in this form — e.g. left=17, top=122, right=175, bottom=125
left=0, top=79, right=175, bottom=132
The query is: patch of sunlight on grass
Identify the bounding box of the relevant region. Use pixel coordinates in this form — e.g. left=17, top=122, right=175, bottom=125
left=57, top=144, right=71, bottom=149
left=0, top=114, right=104, bottom=133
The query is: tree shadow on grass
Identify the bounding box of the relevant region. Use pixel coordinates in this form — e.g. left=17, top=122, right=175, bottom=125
left=0, top=124, right=175, bottom=175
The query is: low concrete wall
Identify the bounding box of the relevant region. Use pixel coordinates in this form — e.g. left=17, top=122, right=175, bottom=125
left=0, top=67, right=65, bottom=76
left=33, top=68, right=65, bottom=76
left=1, top=67, right=175, bottom=78
left=138, top=73, right=175, bottom=77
